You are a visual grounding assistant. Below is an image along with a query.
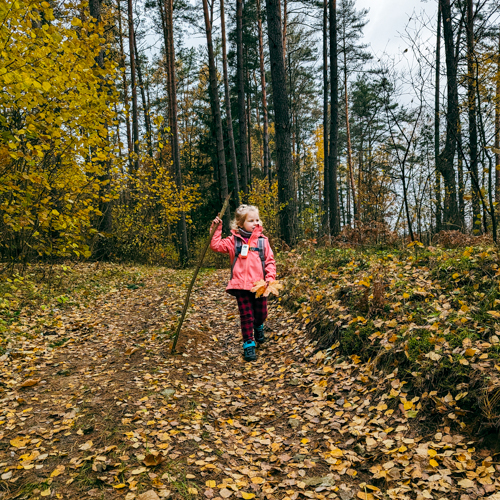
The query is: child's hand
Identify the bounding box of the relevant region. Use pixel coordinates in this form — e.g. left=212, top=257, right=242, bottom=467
left=210, top=216, right=222, bottom=230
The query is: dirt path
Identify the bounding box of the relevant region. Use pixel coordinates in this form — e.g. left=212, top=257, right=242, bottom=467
left=1, top=268, right=498, bottom=500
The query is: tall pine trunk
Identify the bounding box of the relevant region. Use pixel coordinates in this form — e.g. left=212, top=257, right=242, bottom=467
left=256, top=0, right=270, bottom=183
left=133, top=32, right=153, bottom=158
left=117, top=0, right=132, bottom=165
left=437, top=0, right=460, bottom=230
left=495, top=31, right=500, bottom=208
left=236, top=0, right=248, bottom=193
left=328, top=0, right=340, bottom=235
left=343, top=33, right=357, bottom=221
left=127, top=0, right=140, bottom=172
left=220, top=0, right=240, bottom=205
left=165, top=0, right=188, bottom=264
left=322, top=0, right=329, bottom=234
left=266, top=0, right=296, bottom=244
left=467, top=0, right=481, bottom=232
left=434, top=2, right=442, bottom=232
left=202, top=0, right=230, bottom=231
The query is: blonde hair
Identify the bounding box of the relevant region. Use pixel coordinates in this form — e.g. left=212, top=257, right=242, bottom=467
left=231, top=204, right=260, bottom=230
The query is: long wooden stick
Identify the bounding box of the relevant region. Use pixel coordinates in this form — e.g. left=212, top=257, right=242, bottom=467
left=170, top=193, right=232, bottom=354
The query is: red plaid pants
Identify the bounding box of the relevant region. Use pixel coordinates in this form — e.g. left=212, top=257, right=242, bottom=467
left=228, top=290, right=268, bottom=342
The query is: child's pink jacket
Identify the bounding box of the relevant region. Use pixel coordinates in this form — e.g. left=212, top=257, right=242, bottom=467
left=210, top=224, right=276, bottom=292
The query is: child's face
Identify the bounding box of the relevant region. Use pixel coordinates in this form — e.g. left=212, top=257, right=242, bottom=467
left=243, top=210, right=261, bottom=232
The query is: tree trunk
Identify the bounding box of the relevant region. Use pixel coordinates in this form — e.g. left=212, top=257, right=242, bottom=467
left=496, top=31, right=500, bottom=208
left=133, top=31, right=153, bottom=158
left=328, top=0, right=340, bottom=235
left=165, top=0, right=189, bottom=264
left=246, top=60, right=253, bottom=187
left=117, top=0, right=132, bottom=164
left=266, top=0, right=296, bottom=244
left=202, top=0, right=230, bottom=232
left=437, top=0, right=460, bottom=230
left=282, top=0, right=287, bottom=64
left=434, top=2, right=442, bottom=232
left=343, top=39, right=357, bottom=221
left=90, top=0, right=113, bottom=258
left=467, top=0, right=481, bottom=232
left=220, top=0, right=240, bottom=205
left=322, top=0, right=329, bottom=234
left=256, top=0, right=270, bottom=183
left=127, top=0, right=140, bottom=172
left=236, top=0, right=248, bottom=193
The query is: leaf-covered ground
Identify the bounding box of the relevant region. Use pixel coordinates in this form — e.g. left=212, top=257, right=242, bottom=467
left=1, top=256, right=500, bottom=500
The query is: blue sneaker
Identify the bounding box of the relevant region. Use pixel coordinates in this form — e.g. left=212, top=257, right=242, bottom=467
left=254, top=324, right=266, bottom=344
left=243, top=340, right=257, bottom=362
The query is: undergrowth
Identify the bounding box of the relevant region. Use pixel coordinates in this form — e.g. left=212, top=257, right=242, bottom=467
left=278, top=243, right=500, bottom=441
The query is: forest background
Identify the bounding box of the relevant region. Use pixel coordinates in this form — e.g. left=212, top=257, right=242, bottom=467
left=1, top=0, right=500, bottom=266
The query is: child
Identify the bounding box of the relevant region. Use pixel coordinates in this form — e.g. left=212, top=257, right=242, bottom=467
left=210, top=205, right=276, bottom=362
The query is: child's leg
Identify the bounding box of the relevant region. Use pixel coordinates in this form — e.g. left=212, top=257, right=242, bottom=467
left=234, top=291, right=255, bottom=343
left=252, top=296, right=268, bottom=327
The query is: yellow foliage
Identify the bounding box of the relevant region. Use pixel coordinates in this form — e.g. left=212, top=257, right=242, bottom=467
left=0, top=0, right=119, bottom=259
left=244, top=179, right=280, bottom=239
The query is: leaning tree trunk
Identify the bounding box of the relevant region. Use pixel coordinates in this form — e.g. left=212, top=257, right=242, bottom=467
left=328, top=0, right=340, bottom=235
left=127, top=0, right=140, bottom=173
left=202, top=0, right=230, bottom=232
left=236, top=0, right=248, bottom=193
left=266, top=0, right=296, bottom=245
left=256, top=0, right=270, bottom=183
left=467, top=0, right=481, bottom=232
left=437, top=0, right=461, bottom=230
left=220, top=0, right=240, bottom=205
left=165, top=0, right=189, bottom=264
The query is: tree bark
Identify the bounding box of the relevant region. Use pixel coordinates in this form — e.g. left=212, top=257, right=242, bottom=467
left=466, top=0, right=481, bottom=232
left=256, top=0, right=270, bottom=183
left=495, top=31, right=500, bottom=209
left=322, top=0, right=329, bottom=234
left=236, top=0, right=248, bottom=193
left=434, top=2, right=442, bottom=232
left=202, top=0, right=230, bottom=232
left=343, top=34, right=357, bottom=221
left=220, top=0, right=240, bottom=205
left=165, top=0, right=189, bottom=264
left=133, top=30, right=153, bottom=158
left=266, top=0, right=296, bottom=244
left=328, top=0, right=340, bottom=235
left=127, top=0, right=140, bottom=172
left=117, top=0, right=132, bottom=164
left=437, top=0, right=460, bottom=230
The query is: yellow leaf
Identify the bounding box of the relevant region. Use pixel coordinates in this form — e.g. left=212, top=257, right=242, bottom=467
left=10, top=437, right=30, bottom=448
left=357, top=493, right=374, bottom=500
left=428, top=449, right=437, bottom=457
left=403, top=293, right=410, bottom=299
left=71, top=17, right=82, bottom=26
left=242, top=493, right=255, bottom=500
left=465, top=348, right=477, bottom=357
left=50, top=465, right=65, bottom=477
left=301, top=438, right=309, bottom=444
left=251, top=477, right=265, bottom=484
left=429, top=459, right=439, bottom=467
left=403, top=401, right=413, bottom=410
left=113, top=484, right=126, bottom=489
left=188, top=488, right=198, bottom=495
left=41, top=489, right=51, bottom=497
left=206, top=480, right=216, bottom=488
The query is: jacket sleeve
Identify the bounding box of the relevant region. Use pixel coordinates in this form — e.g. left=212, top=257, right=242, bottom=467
left=264, top=240, right=276, bottom=281
left=210, top=224, right=233, bottom=254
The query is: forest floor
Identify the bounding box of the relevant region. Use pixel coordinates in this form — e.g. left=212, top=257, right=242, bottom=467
left=1, top=251, right=500, bottom=500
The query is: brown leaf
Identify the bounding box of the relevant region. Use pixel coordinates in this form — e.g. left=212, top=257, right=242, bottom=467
left=143, top=453, right=166, bottom=467
left=250, top=280, right=267, bottom=298
left=19, top=378, right=41, bottom=388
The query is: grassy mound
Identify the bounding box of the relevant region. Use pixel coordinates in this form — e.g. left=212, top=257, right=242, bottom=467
left=278, top=244, right=500, bottom=442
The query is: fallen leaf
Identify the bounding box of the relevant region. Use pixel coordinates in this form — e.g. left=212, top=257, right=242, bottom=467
left=50, top=465, right=65, bottom=477
left=144, top=453, right=166, bottom=466
left=241, top=494, right=255, bottom=500
left=19, top=378, right=41, bottom=388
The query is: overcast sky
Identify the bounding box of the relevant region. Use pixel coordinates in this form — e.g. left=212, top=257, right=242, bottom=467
left=356, top=0, right=435, bottom=61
